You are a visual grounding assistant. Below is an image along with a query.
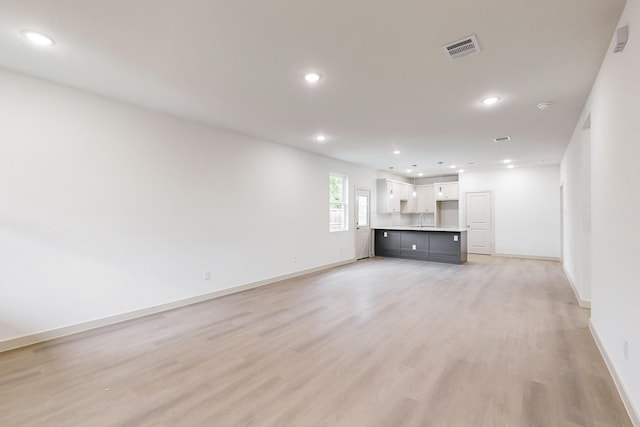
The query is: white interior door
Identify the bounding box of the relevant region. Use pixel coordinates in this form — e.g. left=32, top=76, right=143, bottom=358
left=465, top=191, right=493, bottom=255
left=355, top=188, right=370, bottom=260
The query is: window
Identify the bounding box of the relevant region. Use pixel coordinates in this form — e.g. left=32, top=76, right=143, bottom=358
left=329, top=173, right=348, bottom=232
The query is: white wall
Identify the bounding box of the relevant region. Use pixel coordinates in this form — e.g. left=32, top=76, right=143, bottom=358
left=561, top=122, right=592, bottom=304
left=459, top=166, right=561, bottom=258
left=0, top=69, right=377, bottom=345
left=562, top=0, right=640, bottom=421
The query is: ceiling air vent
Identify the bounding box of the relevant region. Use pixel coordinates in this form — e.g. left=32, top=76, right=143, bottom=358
left=494, top=136, right=511, bottom=142
left=442, top=35, right=481, bottom=60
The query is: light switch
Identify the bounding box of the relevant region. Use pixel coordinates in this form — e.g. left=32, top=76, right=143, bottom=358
left=383, top=232, right=388, bottom=238
left=454, top=235, right=459, bottom=242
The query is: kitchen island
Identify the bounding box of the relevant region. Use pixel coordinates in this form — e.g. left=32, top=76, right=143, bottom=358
left=374, top=226, right=467, bottom=264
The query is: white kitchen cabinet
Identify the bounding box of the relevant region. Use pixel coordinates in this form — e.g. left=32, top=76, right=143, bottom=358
left=434, top=182, right=459, bottom=200
left=398, top=183, right=411, bottom=201
left=376, top=179, right=401, bottom=213
left=416, top=185, right=435, bottom=213
left=402, top=186, right=418, bottom=214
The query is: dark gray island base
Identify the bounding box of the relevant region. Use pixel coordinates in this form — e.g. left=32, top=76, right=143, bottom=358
left=374, top=227, right=467, bottom=264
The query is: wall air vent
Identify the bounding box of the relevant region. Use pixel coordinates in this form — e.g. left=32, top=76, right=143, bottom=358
left=494, top=136, right=511, bottom=142
left=442, top=35, right=481, bottom=60
left=613, top=25, right=628, bottom=53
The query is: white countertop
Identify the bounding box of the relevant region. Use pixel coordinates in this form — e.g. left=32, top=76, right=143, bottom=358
left=373, top=225, right=467, bottom=232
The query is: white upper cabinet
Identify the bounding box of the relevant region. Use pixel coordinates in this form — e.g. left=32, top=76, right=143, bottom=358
left=416, top=185, right=435, bottom=213
left=434, top=182, right=459, bottom=200
left=402, top=186, right=418, bottom=213
left=398, top=183, right=411, bottom=201
left=377, top=179, right=401, bottom=213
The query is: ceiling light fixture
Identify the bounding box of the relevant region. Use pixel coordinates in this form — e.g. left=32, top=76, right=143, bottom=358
left=503, top=159, right=512, bottom=164
left=537, top=102, right=552, bottom=110
left=393, top=150, right=400, bottom=155
left=406, top=169, right=412, bottom=173
left=418, top=173, right=424, bottom=177
left=450, top=165, right=457, bottom=169
left=304, top=73, right=321, bottom=84
left=21, top=30, right=55, bottom=46
left=507, top=165, right=515, bottom=169
left=458, top=169, right=465, bottom=173
left=481, top=96, right=500, bottom=106
left=315, top=134, right=327, bottom=142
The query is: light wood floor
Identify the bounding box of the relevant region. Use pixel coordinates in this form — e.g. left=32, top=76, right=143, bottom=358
left=0, top=255, right=632, bottom=426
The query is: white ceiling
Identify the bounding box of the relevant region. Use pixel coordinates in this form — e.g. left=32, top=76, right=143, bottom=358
left=0, top=0, right=626, bottom=177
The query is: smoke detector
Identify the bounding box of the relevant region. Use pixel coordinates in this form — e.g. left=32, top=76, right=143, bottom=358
left=442, top=35, right=481, bottom=60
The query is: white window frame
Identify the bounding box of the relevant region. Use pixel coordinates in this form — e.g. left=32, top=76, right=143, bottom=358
left=329, top=173, right=349, bottom=232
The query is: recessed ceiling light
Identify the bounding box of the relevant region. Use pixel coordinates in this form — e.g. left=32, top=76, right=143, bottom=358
left=481, top=96, right=500, bottom=105
left=507, top=165, right=515, bottom=169
left=406, top=169, right=412, bottom=173
left=503, top=159, right=512, bottom=164
left=418, top=173, right=424, bottom=177
left=450, top=165, right=457, bottom=169
left=304, top=73, right=321, bottom=84
left=458, top=169, right=465, bottom=173
left=21, top=30, right=55, bottom=46
left=393, top=150, right=400, bottom=155
left=537, top=102, right=552, bottom=110
left=315, top=134, right=327, bottom=142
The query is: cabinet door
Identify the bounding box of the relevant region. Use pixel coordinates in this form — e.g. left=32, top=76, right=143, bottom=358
left=404, top=192, right=417, bottom=213
left=401, top=185, right=417, bottom=214
left=416, top=185, right=435, bottom=212
left=377, top=179, right=401, bottom=213
left=435, top=182, right=459, bottom=200
left=397, top=183, right=409, bottom=201
left=389, top=182, right=401, bottom=212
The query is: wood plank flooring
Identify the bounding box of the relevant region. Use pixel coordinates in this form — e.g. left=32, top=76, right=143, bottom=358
left=0, top=255, right=632, bottom=426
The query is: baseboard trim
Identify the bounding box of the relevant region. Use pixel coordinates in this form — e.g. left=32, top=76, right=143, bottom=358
left=589, top=321, right=640, bottom=427
left=492, top=253, right=560, bottom=262
left=562, top=265, right=591, bottom=308
left=0, top=259, right=354, bottom=353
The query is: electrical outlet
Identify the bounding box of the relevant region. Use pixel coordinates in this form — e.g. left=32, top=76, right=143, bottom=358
left=412, top=244, right=417, bottom=250
left=203, top=271, right=211, bottom=280
left=623, top=340, right=629, bottom=360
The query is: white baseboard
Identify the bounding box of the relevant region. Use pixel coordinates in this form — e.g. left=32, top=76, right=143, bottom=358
left=589, top=321, right=640, bottom=427
left=492, top=253, right=561, bottom=262
left=0, top=259, right=354, bottom=353
left=562, top=265, right=591, bottom=308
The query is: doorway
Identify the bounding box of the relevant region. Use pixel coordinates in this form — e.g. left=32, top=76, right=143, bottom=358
left=355, top=188, right=371, bottom=259
left=465, top=191, right=493, bottom=255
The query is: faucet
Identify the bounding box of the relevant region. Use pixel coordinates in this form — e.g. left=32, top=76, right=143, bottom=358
left=419, top=212, right=426, bottom=228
